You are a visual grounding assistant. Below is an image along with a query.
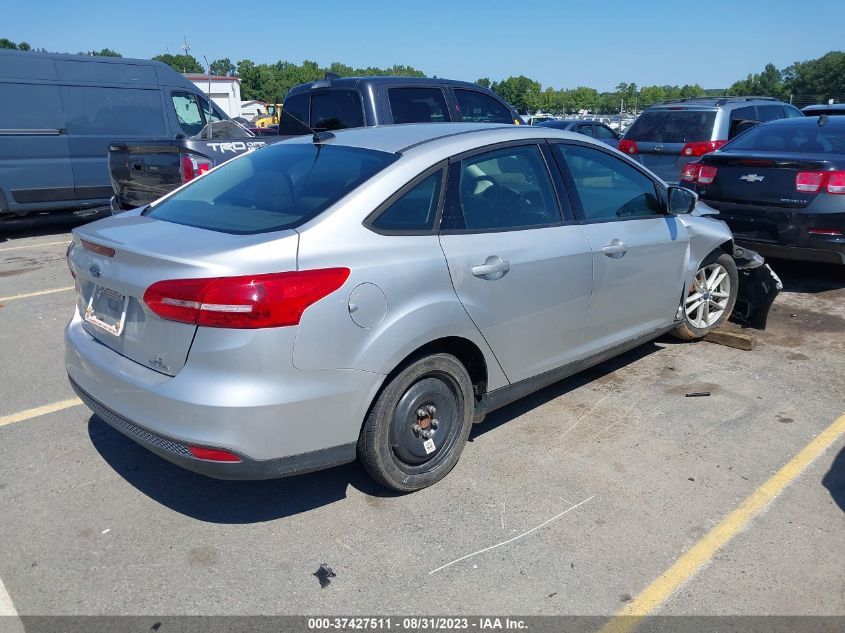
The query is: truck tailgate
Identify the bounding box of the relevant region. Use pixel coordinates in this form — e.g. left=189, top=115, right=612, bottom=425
left=109, top=142, right=188, bottom=209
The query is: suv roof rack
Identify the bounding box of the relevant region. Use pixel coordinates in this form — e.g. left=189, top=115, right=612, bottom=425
left=652, top=96, right=779, bottom=107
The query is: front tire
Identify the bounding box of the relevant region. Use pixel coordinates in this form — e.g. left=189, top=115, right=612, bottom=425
left=358, top=353, right=474, bottom=492
left=672, top=252, right=738, bottom=340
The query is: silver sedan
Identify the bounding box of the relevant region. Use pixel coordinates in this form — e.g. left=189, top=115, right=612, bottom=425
left=66, top=123, right=739, bottom=491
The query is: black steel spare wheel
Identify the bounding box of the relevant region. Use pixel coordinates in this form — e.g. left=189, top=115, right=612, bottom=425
left=358, top=353, right=474, bottom=492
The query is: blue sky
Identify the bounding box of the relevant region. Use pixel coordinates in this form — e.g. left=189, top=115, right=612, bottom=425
left=4, top=0, right=843, bottom=91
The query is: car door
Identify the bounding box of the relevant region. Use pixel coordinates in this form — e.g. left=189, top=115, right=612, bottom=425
left=438, top=142, right=594, bottom=383
left=551, top=142, right=689, bottom=352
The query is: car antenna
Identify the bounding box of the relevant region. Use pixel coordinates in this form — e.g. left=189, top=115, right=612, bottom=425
left=818, top=114, right=829, bottom=127
left=279, top=107, right=335, bottom=144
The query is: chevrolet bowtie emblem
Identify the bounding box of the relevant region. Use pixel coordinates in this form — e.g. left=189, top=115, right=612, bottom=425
left=740, top=174, right=765, bottom=182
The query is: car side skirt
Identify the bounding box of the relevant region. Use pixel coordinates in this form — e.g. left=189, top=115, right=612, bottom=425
left=474, top=323, right=677, bottom=423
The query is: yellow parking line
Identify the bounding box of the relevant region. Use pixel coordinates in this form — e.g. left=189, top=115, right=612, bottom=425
left=600, top=411, right=845, bottom=633
left=0, top=398, right=83, bottom=428
left=0, top=286, right=74, bottom=303
left=0, top=240, right=70, bottom=253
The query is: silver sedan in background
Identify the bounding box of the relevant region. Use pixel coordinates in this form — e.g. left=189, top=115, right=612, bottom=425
left=66, top=123, right=739, bottom=492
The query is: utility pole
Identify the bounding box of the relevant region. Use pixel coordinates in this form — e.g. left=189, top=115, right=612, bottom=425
left=180, top=37, right=190, bottom=73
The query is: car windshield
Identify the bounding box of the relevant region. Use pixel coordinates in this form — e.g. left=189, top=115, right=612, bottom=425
left=625, top=110, right=716, bottom=143
left=145, top=143, right=398, bottom=234
left=725, top=121, right=845, bottom=154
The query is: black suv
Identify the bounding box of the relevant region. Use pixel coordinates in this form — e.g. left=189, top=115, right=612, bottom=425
left=279, top=76, right=522, bottom=133
left=619, top=97, right=803, bottom=183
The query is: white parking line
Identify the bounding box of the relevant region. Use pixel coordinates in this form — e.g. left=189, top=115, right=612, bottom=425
left=0, top=239, right=70, bottom=253
left=0, top=286, right=74, bottom=303
left=0, top=576, right=24, bottom=632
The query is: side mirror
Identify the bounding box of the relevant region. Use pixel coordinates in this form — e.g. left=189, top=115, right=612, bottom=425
left=667, top=185, right=697, bottom=214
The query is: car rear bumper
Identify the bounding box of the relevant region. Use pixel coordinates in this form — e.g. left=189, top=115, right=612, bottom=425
left=709, top=203, right=845, bottom=264
left=65, top=310, right=383, bottom=479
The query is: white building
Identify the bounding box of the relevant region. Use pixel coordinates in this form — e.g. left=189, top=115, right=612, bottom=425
left=240, top=100, right=267, bottom=120
left=184, top=74, right=242, bottom=119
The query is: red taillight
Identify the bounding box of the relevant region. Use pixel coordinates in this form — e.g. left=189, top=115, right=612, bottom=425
left=680, top=163, right=700, bottom=182
left=808, top=228, right=842, bottom=236
left=618, top=139, right=638, bottom=155
left=143, top=268, right=351, bottom=329
left=697, top=165, right=718, bottom=185
left=827, top=171, right=845, bottom=194
left=188, top=446, right=242, bottom=462
left=680, top=140, right=727, bottom=157
left=180, top=153, right=212, bottom=183
left=795, top=171, right=845, bottom=194
left=796, top=171, right=824, bottom=193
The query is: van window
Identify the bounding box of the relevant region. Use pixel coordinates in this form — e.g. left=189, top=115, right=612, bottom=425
left=454, top=89, right=513, bottom=124
left=172, top=93, right=205, bottom=136
left=311, top=90, right=365, bottom=131
left=280, top=93, right=309, bottom=131
left=388, top=87, right=449, bottom=123
left=61, top=86, right=165, bottom=136
left=0, top=83, right=65, bottom=129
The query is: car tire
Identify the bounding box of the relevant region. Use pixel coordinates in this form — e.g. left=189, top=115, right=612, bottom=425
left=358, top=353, right=474, bottom=492
left=672, top=252, right=739, bottom=340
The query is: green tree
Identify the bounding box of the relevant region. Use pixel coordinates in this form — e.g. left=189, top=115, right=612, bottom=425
left=0, top=38, right=19, bottom=49
left=79, top=48, right=121, bottom=57
left=18, top=41, right=31, bottom=51
left=209, top=57, right=235, bottom=76
left=475, top=77, right=492, bottom=89
left=152, top=53, right=203, bottom=73
left=491, top=75, right=541, bottom=113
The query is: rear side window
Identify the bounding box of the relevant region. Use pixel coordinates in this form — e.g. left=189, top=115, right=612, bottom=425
left=388, top=87, right=449, bottom=123
left=784, top=105, right=804, bottom=118
left=278, top=93, right=310, bottom=134
left=725, top=122, right=845, bottom=155
left=594, top=125, right=617, bottom=140
left=0, top=83, right=65, bottom=129
left=370, top=170, right=443, bottom=232
left=62, top=86, right=165, bottom=136
left=311, top=90, right=365, bottom=131
left=146, top=144, right=398, bottom=234
left=555, top=144, right=662, bottom=221
left=575, top=124, right=595, bottom=137
left=625, top=110, right=716, bottom=143
left=757, top=105, right=783, bottom=122
left=454, top=89, right=513, bottom=124
left=451, top=145, right=560, bottom=231
left=172, top=93, right=204, bottom=135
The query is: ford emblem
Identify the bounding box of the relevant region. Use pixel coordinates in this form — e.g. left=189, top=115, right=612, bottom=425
left=89, top=264, right=101, bottom=278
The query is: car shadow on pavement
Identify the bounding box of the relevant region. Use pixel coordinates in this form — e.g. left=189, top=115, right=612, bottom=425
left=89, top=340, right=663, bottom=523
left=822, top=446, right=844, bottom=513
left=0, top=211, right=103, bottom=242
left=766, top=258, right=845, bottom=294
left=87, top=415, right=396, bottom=524
left=469, top=341, right=661, bottom=441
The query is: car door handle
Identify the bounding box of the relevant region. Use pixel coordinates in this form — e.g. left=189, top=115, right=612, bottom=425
left=472, top=257, right=511, bottom=278
left=601, top=240, right=628, bottom=258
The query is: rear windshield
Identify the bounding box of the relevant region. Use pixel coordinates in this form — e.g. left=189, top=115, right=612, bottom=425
left=625, top=110, right=716, bottom=143
left=145, top=143, right=398, bottom=234
left=725, top=122, right=845, bottom=154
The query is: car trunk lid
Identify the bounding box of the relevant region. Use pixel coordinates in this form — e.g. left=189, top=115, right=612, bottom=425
left=69, top=213, right=299, bottom=376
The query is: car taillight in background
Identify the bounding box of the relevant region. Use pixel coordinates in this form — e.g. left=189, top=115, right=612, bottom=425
left=679, top=163, right=718, bottom=185
left=680, top=140, right=727, bottom=157
left=618, top=139, right=638, bottom=155
left=143, top=268, right=351, bottom=329
left=795, top=171, right=845, bottom=194
left=180, top=153, right=212, bottom=183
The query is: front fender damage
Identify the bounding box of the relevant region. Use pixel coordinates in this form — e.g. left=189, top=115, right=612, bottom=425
left=731, top=246, right=782, bottom=330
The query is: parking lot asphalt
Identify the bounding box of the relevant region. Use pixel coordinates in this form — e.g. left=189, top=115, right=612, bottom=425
left=0, top=222, right=843, bottom=618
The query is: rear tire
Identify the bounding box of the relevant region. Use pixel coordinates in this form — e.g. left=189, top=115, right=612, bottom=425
left=358, top=353, right=474, bottom=492
left=672, top=252, right=738, bottom=340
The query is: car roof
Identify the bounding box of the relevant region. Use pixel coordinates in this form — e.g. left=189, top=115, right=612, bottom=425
left=279, top=122, right=584, bottom=155
left=288, top=76, right=492, bottom=95
left=644, top=96, right=785, bottom=111
left=802, top=104, right=845, bottom=113
left=744, top=116, right=845, bottom=130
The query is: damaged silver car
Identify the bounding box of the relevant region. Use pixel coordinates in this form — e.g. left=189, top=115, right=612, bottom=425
left=66, top=123, right=778, bottom=492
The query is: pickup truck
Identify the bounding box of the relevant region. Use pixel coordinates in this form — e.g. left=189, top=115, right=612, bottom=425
left=108, top=121, right=291, bottom=211
left=109, top=75, right=523, bottom=211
